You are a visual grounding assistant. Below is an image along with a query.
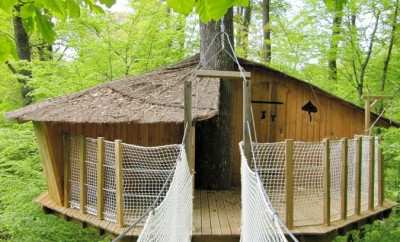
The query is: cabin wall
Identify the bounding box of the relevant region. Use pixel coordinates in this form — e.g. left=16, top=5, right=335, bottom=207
left=38, top=121, right=183, bottom=205
left=229, top=67, right=380, bottom=186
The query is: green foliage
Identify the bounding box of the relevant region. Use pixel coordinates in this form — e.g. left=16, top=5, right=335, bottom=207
left=167, top=0, right=249, bottom=22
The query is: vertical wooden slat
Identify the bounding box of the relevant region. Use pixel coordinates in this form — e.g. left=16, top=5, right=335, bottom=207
left=63, top=133, right=70, bottom=208
left=79, top=135, right=86, bottom=214
left=354, top=136, right=362, bottom=215
left=243, top=79, right=252, bottom=160
left=377, top=136, right=384, bottom=206
left=115, top=139, right=124, bottom=227
left=96, top=137, right=105, bottom=220
left=184, top=80, right=195, bottom=173
left=368, top=136, right=375, bottom=211
left=323, top=138, right=331, bottom=226
left=285, top=139, right=294, bottom=229
left=340, top=138, right=348, bottom=220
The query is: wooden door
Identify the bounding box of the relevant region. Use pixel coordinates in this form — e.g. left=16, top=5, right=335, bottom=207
left=251, top=81, right=271, bottom=142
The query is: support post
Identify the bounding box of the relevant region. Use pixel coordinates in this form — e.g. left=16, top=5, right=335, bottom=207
left=340, top=138, right=348, bottom=220
left=323, top=138, right=331, bottom=226
left=368, top=136, right=375, bottom=211
left=377, top=136, right=384, bottom=207
left=96, top=137, right=105, bottom=220
left=364, top=99, right=371, bottom=135
left=285, top=139, right=294, bottom=229
left=184, top=80, right=195, bottom=173
left=79, top=135, right=86, bottom=214
left=354, top=136, right=362, bottom=215
left=63, top=134, right=70, bottom=208
left=243, top=79, right=252, bottom=160
left=115, top=140, right=124, bottom=227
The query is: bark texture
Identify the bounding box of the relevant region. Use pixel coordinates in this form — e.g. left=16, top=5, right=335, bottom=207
left=197, top=8, right=235, bottom=189
left=262, top=0, right=271, bottom=63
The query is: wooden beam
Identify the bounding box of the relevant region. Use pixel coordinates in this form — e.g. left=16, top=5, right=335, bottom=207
left=96, top=137, right=105, bottom=220
left=368, top=136, right=375, bottom=211
left=362, top=95, right=393, bottom=100
left=197, top=69, right=251, bottom=80
left=285, top=139, right=294, bottom=229
left=340, top=138, right=348, bottom=220
left=115, top=139, right=124, bottom=227
left=184, top=80, right=195, bottom=173
left=63, top=134, right=71, bottom=208
left=79, top=135, right=87, bottom=214
left=354, top=136, right=362, bottom=216
left=377, top=136, right=384, bottom=207
left=243, top=79, right=252, bottom=160
left=323, top=138, right=331, bottom=226
left=364, top=99, right=371, bottom=135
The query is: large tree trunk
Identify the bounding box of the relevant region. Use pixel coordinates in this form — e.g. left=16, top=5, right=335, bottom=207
left=197, top=8, right=234, bottom=190
left=328, top=10, right=343, bottom=82
left=12, top=5, right=33, bottom=105
left=262, top=0, right=271, bottom=63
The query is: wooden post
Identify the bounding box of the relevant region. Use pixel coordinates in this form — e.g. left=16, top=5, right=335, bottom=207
left=377, top=136, right=384, bottom=207
left=285, top=139, right=294, bottom=229
left=79, top=135, right=87, bottom=214
left=63, top=134, right=70, bottom=208
left=354, top=136, right=362, bottom=215
left=96, top=137, right=105, bottom=220
left=184, top=80, right=195, bottom=173
left=243, top=79, right=252, bottom=160
left=115, top=140, right=124, bottom=227
left=368, top=136, right=375, bottom=211
left=364, top=99, right=371, bottom=135
left=323, top=138, right=331, bottom=226
left=340, top=138, right=348, bottom=220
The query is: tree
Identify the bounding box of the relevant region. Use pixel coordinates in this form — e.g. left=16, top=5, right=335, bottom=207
left=235, top=2, right=252, bottom=57
left=262, top=0, right=271, bottom=62
left=196, top=8, right=236, bottom=189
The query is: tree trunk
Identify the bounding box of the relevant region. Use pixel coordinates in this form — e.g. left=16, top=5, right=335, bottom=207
left=262, top=0, right=271, bottom=63
left=13, top=5, right=33, bottom=105
left=197, top=8, right=234, bottom=190
left=236, top=3, right=252, bottom=58
left=379, top=0, right=398, bottom=111
left=328, top=10, right=343, bottom=82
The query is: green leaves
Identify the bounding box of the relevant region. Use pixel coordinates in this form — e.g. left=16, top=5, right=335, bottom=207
left=167, top=0, right=248, bottom=22
left=99, top=0, right=116, bottom=8
left=66, top=0, right=81, bottom=18
left=0, top=34, right=16, bottom=62
left=0, top=0, right=17, bottom=13
left=35, top=9, right=56, bottom=43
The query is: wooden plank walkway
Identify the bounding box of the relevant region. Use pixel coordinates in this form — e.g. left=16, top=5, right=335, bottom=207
left=36, top=190, right=395, bottom=242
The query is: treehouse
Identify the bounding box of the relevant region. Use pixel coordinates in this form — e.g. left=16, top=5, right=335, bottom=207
left=6, top=54, right=397, bottom=242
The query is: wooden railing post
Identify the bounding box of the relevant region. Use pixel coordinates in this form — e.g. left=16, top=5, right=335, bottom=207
left=184, top=80, right=195, bottom=173
left=354, top=136, right=362, bottom=215
left=96, top=137, right=105, bottom=220
left=63, top=134, right=70, bottom=208
left=377, top=136, right=384, bottom=207
left=79, top=135, right=87, bottom=214
left=368, top=136, right=375, bottom=211
left=243, top=79, right=252, bottom=160
left=115, top=140, right=124, bottom=227
left=285, top=139, right=294, bottom=229
left=323, top=138, right=331, bottom=226
left=340, top=138, right=348, bottom=220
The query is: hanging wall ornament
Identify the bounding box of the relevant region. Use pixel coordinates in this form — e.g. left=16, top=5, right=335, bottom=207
left=302, top=101, right=318, bottom=122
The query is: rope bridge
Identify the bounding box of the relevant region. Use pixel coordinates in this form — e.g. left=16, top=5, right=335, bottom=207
left=66, top=135, right=192, bottom=242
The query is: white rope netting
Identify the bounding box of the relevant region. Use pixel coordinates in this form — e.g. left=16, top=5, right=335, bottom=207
left=240, top=142, right=290, bottom=242
left=293, top=141, right=324, bottom=226
left=69, top=136, right=81, bottom=209
left=104, top=140, right=117, bottom=222
left=361, top=136, right=370, bottom=212
left=122, top=143, right=181, bottom=225
left=137, top=146, right=193, bottom=242
left=329, top=140, right=342, bottom=222
left=85, top=138, right=98, bottom=216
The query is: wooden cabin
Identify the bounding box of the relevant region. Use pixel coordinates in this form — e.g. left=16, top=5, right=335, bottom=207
left=6, top=55, right=397, bottom=241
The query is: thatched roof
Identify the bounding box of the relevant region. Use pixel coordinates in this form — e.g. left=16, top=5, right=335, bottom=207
left=6, top=55, right=219, bottom=124
left=6, top=54, right=399, bottom=126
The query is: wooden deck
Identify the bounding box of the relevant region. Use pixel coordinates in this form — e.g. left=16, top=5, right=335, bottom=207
left=37, top=190, right=396, bottom=242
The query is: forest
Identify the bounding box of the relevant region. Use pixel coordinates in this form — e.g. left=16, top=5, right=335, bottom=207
left=0, top=0, right=399, bottom=241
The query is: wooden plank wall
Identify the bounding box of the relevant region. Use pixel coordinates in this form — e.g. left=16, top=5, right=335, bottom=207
left=230, top=67, right=368, bottom=186
left=42, top=121, right=183, bottom=205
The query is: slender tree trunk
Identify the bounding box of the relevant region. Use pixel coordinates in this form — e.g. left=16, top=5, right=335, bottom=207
left=197, top=8, right=234, bottom=189
left=379, top=0, right=398, bottom=111
left=12, top=5, right=32, bottom=105
left=328, top=9, right=343, bottom=82
left=236, top=3, right=252, bottom=58
left=262, top=0, right=271, bottom=63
